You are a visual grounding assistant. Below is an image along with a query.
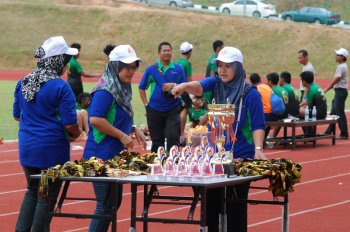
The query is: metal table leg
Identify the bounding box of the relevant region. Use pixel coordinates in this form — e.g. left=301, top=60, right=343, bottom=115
left=282, top=194, right=289, bottom=232
left=200, top=187, right=207, bottom=232
left=129, top=184, right=137, bottom=232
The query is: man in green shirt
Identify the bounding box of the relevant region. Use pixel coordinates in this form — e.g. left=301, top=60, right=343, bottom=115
left=177, top=42, right=194, bottom=144
left=67, top=43, right=100, bottom=101
left=279, top=71, right=300, bottom=117
left=299, top=71, right=327, bottom=119
left=204, top=40, right=224, bottom=106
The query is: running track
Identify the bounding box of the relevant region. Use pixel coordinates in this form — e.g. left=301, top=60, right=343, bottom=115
left=1, top=122, right=350, bottom=231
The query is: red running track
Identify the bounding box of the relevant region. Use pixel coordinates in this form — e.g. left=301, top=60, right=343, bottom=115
left=1, top=119, right=350, bottom=231
left=0, top=69, right=333, bottom=89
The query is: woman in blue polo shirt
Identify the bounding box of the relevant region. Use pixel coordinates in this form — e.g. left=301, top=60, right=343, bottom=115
left=83, top=45, right=146, bottom=232
left=172, top=47, right=266, bottom=232
left=13, top=36, right=81, bottom=232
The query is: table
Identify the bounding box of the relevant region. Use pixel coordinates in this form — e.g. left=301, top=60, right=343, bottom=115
left=31, top=174, right=289, bottom=232
left=122, top=175, right=289, bottom=232
left=266, top=118, right=337, bottom=150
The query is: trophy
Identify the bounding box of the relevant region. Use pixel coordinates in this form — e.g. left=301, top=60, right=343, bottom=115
left=207, top=99, right=235, bottom=162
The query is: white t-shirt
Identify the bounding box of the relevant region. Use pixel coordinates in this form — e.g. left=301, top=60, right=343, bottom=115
left=334, top=62, right=348, bottom=89
left=300, top=62, right=315, bottom=91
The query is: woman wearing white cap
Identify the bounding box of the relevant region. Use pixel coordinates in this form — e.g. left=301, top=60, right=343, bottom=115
left=172, top=46, right=266, bottom=232
left=13, top=36, right=81, bottom=231
left=83, top=45, right=147, bottom=231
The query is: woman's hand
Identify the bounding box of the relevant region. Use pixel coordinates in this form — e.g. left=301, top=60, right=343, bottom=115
left=254, top=149, right=267, bottom=160
left=120, top=134, right=134, bottom=149
left=162, top=83, right=176, bottom=92
left=171, top=83, right=187, bottom=98
left=134, top=127, right=147, bottom=150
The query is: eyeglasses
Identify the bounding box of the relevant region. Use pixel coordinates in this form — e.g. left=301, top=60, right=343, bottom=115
left=125, top=65, right=138, bottom=72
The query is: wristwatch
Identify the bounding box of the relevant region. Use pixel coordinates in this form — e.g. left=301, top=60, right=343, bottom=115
left=255, top=146, right=263, bottom=152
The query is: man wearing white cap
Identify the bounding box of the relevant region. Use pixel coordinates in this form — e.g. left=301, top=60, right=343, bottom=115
left=177, top=41, right=194, bottom=144
left=172, top=46, right=266, bottom=232
left=324, top=48, right=349, bottom=139
left=13, top=36, right=81, bottom=231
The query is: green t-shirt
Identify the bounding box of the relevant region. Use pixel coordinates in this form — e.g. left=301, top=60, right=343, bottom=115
left=272, top=86, right=289, bottom=104
left=188, top=107, right=206, bottom=122
left=176, top=57, right=192, bottom=79
left=306, top=83, right=327, bottom=117
left=283, top=84, right=299, bottom=101
left=206, top=54, right=217, bottom=77
left=67, top=57, right=83, bottom=85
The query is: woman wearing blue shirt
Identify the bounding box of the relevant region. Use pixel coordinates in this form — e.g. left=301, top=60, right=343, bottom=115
left=83, top=45, right=146, bottom=232
left=172, top=47, right=266, bottom=232
left=13, top=36, right=81, bottom=232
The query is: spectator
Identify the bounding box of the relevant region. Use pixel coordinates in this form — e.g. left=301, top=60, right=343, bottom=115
left=299, top=71, right=327, bottom=120
left=267, top=72, right=289, bottom=118
left=324, top=48, right=349, bottom=139
left=103, top=44, right=116, bottom=57
left=188, top=95, right=207, bottom=128
left=280, top=71, right=300, bottom=117
left=250, top=72, right=277, bottom=138
left=67, top=43, right=101, bottom=101
left=13, top=36, right=81, bottom=232
left=76, top=92, right=90, bottom=139
left=298, top=49, right=315, bottom=102
left=172, top=46, right=266, bottom=232
left=177, top=41, right=194, bottom=144
left=83, top=45, right=146, bottom=231
left=139, top=42, right=187, bottom=152
left=203, top=40, right=224, bottom=106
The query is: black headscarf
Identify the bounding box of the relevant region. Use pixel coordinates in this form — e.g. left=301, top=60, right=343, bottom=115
left=21, top=47, right=65, bottom=103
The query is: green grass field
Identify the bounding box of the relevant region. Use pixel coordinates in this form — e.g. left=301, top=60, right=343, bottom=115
left=1, top=80, right=348, bottom=140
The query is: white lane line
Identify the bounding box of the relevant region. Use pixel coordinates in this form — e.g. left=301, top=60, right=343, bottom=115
left=0, top=173, right=22, bottom=178
left=299, top=154, right=350, bottom=164
left=0, top=160, right=18, bottom=164
left=248, top=200, right=350, bottom=227
left=64, top=206, right=191, bottom=232
left=0, top=149, right=18, bottom=154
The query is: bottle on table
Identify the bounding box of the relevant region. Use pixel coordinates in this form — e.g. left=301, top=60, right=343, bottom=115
left=304, top=106, right=309, bottom=121
left=312, top=106, right=317, bottom=121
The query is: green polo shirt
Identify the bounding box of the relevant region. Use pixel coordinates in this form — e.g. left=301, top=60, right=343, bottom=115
left=176, top=57, right=192, bottom=78
left=272, top=86, right=289, bottom=104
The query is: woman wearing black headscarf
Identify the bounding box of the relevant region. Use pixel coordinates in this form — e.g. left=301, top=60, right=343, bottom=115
left=13, top=36, right=81, bottom=232
left=83, top=45, right=147, bottom=232
left=172, top=47, right=266, bottom=232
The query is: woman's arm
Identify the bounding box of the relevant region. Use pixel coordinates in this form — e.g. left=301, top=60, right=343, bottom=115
left=90, top=117, right=133, bottom=148
left=64, top=123, right=82, bottom=140
left=171, top=81, right=203, bottom=98
left=253, top=129, right=266, bottom=160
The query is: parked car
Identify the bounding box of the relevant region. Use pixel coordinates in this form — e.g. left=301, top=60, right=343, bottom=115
left=219, top=0, right=276, bottom=18
left=143, top=0, right=193, bottom=8
left=280, top=7, right=340, bottom=25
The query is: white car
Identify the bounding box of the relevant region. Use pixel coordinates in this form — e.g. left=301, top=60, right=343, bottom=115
left=219, top=0, right=276, bottom=18
left=143, top=0, right=193, bottom=8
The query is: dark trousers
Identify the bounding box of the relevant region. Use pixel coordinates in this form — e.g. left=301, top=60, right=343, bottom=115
left=16, top=167, right=62, bottom=232
left=206, top=183, right=250, bottom=232
left=326, top=88, right=349, bottom=137
left=89, top=183, right=123, bottom=232
left=146, top=105, right=181, bottom=152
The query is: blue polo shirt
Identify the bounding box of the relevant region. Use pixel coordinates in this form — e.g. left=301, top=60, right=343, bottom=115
left=83, top=90, right=133, bottom=161
left=139, top=60, right=187, bottom=112
left=13, top=78, right=77, bottom=169
left=200, top=77, right=266, bottom=158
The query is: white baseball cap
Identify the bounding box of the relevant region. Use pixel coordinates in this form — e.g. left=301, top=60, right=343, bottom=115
left=40, top=36, right=78, bottom=59
left=109, top=45, right=142, bottom=63
left=335, top=48, right=349, bottom=58
left=180, top=41, right=193, bottom=53
left=211, top=46, right=243, bottom=64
